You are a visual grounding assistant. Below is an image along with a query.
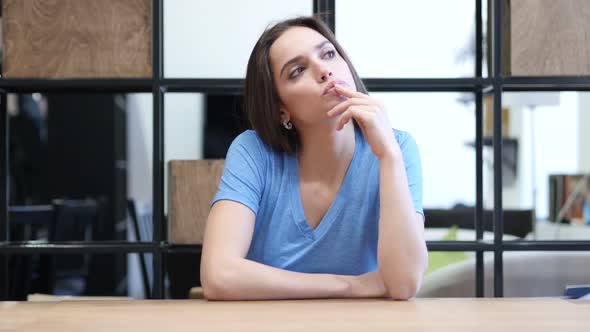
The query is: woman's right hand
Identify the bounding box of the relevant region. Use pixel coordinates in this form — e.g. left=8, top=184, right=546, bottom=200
left=346, top=270, right=388, bottom=298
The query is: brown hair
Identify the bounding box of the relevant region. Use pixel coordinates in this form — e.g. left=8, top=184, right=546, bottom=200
left=243, top=15, right=367, bottom=154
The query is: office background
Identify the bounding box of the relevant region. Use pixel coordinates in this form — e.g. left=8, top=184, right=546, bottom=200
left=1, top=0, right=589, bottom=300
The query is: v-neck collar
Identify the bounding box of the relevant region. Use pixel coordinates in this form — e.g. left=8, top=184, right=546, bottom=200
left=288, top=126, right=361, bottom=240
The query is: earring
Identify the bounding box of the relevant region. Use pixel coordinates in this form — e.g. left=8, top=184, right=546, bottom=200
left=282, top=120, right=293, bottom=130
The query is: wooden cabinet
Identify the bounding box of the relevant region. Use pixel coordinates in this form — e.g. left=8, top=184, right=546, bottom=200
left=2, top=0, right=152, bottom=78
left=498, top=0, right=590, bottom=76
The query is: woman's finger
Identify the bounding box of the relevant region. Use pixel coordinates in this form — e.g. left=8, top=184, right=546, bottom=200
left=326, top=98, right=371, bottom=117
left=334, top=84, right=368, bottom=99
left=336, top=106, right=373, bottom=131
left=336, top=108, right=355, bottom=131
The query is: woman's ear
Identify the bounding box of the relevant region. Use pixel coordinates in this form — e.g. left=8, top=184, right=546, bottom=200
left=280, top=108, right=290, bottom=123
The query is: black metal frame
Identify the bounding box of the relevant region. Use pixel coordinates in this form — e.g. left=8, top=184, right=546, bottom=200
left=152, top=0, right=165, bottom=300
left=1, top=0, right=590, bottom=300
left=474, top=0, right=485, bottom=297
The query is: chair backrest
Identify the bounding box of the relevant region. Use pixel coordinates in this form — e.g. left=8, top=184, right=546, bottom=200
left=52, top=199, right=100, bottom=242
left=9, top=205, right=54, bottom=229
left=8, top=205, right=55, bottom=300
left=168, top=159, right=225, bottom=244
left=51, top=198, right=102, bottom=275
left=9, top=205, right=55, bottom=242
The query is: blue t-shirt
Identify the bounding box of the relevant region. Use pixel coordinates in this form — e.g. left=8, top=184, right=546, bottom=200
left=212, top=125, right=423, bottom=276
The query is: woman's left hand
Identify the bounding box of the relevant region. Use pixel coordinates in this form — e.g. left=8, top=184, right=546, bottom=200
left=326, top=84, right=400, bottom=161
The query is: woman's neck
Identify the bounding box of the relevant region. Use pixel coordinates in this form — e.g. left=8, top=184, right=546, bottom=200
left=296, top=122, right=356, bottom=185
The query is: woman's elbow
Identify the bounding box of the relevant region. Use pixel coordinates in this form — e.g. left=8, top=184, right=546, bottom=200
left=201, top=279, right=225, bottom=300
left=389, top=252, right=428, bottom=300
left=388, top=277, right=421, bottom=301
left=201, top=262, right=237, bottom=301
left=201, top=272, right=226, bottom=300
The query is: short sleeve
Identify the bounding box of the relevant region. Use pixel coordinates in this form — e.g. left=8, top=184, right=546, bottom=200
left=395, top=130, right=424, bottom=220
left=211, top=131, right=267, bottom=215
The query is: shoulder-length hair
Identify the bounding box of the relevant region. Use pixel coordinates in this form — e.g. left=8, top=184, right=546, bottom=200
left=243, top=16, right=367, bottom=154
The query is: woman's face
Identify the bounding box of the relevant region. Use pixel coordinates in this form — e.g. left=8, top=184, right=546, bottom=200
left=270, top=26, right=356, bottom=129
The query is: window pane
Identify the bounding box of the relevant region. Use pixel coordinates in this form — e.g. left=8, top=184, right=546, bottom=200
left=162, top=93, right=206, bottom=215
left=164, top=0, right=312, bottom=78
left=501, top=92, right=590, bottom=241
left=162, top=93, right=246, bottom=216
left=127, top=94, right=154, bottom=209
left=374, top=92, right=479, bottom=240
left=375, top=92, right=475, bottom=207
left=336, top=0, right=475, bottom=78
left=8, top=93, right=152, bottom=242
left=127, top=92, right=245, bottom=217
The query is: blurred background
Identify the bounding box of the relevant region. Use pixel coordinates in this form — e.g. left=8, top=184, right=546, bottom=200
left=2, top=0, right=589, bottom=300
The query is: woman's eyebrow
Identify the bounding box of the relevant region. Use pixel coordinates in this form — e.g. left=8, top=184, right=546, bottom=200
left=279, top=40, right=333, bottom=77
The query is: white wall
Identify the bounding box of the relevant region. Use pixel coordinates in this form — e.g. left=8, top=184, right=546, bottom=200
left=338, top=0, right=477, bottom=208
left=336, top=0, right=475, bottom=78
left=164, top=0, right=312, bottom=78
left=578, top=93, right=590, bottom=173
left=375, top=92, right=476, bottom=208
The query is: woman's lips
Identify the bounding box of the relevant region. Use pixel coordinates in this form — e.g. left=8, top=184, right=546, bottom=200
left=324, top=87, right=339, bottom=96
left=322, top=80, right=346, bottom=96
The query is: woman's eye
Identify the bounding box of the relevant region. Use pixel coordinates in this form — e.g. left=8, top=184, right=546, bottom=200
left=289, top=66, right=304, bottom=79
left=324, top=50, right=336, bottom=59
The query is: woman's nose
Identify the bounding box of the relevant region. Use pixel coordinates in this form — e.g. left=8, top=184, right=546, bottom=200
left=313, top=58, right=333, bottom=82
left=320, top=69, right=333, bottom=82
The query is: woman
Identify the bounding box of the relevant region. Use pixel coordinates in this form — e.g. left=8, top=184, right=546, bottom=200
left=200, top=16, right=427, bottom=301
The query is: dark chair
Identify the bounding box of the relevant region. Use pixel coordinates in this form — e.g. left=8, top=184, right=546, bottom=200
left=127, top=199, right=152, bottom=299
left=7, top=205, right=55, bottom=300
left=424, top=207, right=535, bottom=238
left=49, top=198, right=102, bottom=295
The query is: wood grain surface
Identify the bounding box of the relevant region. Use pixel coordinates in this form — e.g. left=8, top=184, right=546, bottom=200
left=0, top=298, right=588, bottom=332
left=509, top=0, right=590, bottom=76
left=2, top=0, right=152, bottom=78
left=168, top=160, right=225, bottom=245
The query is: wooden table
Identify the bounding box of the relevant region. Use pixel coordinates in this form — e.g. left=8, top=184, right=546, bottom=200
left=1, top=298, right=588, bottom=331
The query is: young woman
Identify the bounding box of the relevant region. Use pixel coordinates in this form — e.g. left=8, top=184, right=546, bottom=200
left=200, top=16, right=427, bottom=301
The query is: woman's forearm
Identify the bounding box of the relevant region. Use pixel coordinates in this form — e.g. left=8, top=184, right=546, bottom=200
left=201, top=257, right=360, bottom=301
left=377, top=154, right=428, bottom=300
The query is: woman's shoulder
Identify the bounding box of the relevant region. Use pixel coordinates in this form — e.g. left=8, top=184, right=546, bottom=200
left=392, top=128, right=417, bottom=147
left=228, top=130, right=275, bottom=159
left=232, top=129, right=263, bottom=146
left=391, top=128, right=420, bottom=159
